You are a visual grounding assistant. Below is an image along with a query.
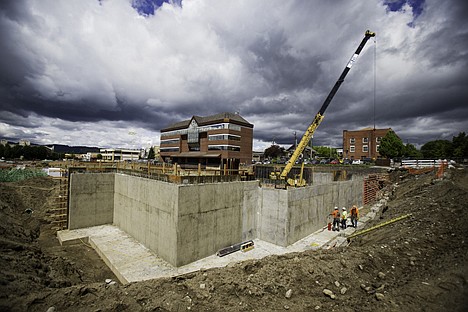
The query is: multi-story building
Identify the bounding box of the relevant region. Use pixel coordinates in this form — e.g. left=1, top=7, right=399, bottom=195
left=342, top=127, right=393, bottom=160
left=160, top=112, right=253, bottom=169
left=100, top=148, right=141, bottom=162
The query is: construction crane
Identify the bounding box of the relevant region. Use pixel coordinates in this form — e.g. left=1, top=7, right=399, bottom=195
left=272, top=30, right=376, bottom=187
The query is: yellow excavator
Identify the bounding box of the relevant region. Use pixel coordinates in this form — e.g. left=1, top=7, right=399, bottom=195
left=271, top=30, right=376, bottom=187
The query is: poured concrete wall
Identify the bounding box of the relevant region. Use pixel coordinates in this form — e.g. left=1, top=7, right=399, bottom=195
left=286, top=179, right=362, bottom=245
left=113, top=174, right=179, bottom=266
left=258, top=188, right=289, bottom=246
left=177, top=181, right=259, bottom=266
left=68, top=171, right=364, bottom=266
left=68, top=173, right=114, bottom=230
left=257, top=176, right=363, bottom=246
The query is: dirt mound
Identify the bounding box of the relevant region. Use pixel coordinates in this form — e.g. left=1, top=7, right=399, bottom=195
left=0, top=169, right=467, bottom=312
left=0, top=178, right=116, bottom=312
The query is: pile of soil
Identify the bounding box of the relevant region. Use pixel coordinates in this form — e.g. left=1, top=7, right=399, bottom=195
left=1, top=168, right=467, bottom=311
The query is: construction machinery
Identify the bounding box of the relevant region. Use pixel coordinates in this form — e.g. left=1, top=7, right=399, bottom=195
left=271, top=30, right=376, bottom=187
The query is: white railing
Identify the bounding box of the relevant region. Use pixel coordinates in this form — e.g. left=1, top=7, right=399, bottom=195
left=401, top=159, right=447, bottom=168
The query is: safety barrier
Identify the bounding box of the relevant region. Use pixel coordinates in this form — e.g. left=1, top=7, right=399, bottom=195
left=401, top=159, right=446, bottom=168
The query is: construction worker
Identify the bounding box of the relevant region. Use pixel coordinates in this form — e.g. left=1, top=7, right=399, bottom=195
left=330, top=207, right=340, bottom=231
left=350, top=205, right=359, bottom=228
left=341, top=207, right=348, bottom=229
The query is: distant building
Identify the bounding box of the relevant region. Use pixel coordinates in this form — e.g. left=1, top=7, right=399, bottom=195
left=342, top=127, right=394, bottom=160
left=286, top=145, right=315, bottom=159
left=160, top=112, right=253, bottom=170
left=19, top=139, right=30, bottom=146
left=100, top=148, right=140, bottom=162
left=252, top=151, right=264, bottom=163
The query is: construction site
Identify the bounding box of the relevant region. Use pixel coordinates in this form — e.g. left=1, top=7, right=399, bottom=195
left=0, top=160, right=467, bottom=311
left=1, top=29, right=467, bottom=311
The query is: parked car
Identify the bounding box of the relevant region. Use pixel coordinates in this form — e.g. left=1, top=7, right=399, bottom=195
left=330, top=159, right=339, bottom=164
left=319, top=159, right=329, bottom=164
left=362, top=157, right=373, bottom=165
left=342, top=158, right=352, bottom=165
left=352, top=159, right=361, bottom=165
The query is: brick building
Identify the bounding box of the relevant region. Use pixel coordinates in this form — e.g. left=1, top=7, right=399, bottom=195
left=160, top=112, right=253, bottom=170
left=342, top=127, right=393, bottom=160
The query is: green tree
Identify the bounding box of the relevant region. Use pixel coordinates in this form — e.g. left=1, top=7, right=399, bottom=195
left=452, top=132, right=468, bottom=158
left=420, top=140, right=452, bottom=159
left=264, top=145, right=285, bottom=159
left=313, top=146, right=337, bottom=158
left=3, top=144, right=12, bottom=159
left=403, top=143, right=422, bottom=159
left=378, top=131, right=405, bottom=159
left=147, top=147, right=155, bottom=159
left=11, top=145, right=23, bottom=159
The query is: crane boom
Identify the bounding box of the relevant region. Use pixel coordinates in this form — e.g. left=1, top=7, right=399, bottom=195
left=280, top=30, right=375, bottom=181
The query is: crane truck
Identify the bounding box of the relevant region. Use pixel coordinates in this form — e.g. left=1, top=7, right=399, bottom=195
left=271, top=30, right=376, bottom=187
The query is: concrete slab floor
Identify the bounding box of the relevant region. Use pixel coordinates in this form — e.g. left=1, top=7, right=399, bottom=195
left=57, top=203, right=384, bottom=285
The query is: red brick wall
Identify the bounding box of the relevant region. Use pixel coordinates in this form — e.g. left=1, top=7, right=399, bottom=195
left=343, top=128, right=391, bottom=160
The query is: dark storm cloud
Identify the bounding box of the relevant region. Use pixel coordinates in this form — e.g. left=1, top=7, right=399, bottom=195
left=0, top=0, right=466, bottom=149
left=246, top=30, right=322, bottom=93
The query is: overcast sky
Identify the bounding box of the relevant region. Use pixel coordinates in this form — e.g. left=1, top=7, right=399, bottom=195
left=1, top=0, right=467, bottom=151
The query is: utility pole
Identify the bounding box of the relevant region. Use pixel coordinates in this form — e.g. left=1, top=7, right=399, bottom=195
left=294, top=131, right=297, bottom=150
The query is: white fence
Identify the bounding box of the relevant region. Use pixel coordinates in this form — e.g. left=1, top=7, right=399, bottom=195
left=401, top=159, right=448, bottom=168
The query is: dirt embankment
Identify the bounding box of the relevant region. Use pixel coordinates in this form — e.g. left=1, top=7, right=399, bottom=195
left=1, top=169, right=467, bottom=312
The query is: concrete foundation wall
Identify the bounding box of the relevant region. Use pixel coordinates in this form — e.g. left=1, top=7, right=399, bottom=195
left=68, top=173, right=114, bottom=230
left=176, top=181, right=259, bottom=266
left=112, top=175, right=259, bottom=267
left=258, top=188, right=289, bottom=246
left=113, top=174, right=179, bottom=266
left=258, top=176, right=364, bottom=246
left=286, top=179, right=362, bottom=245
left=68, top=171, right=364, bottom=266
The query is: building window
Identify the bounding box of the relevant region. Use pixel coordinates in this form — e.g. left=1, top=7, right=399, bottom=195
left=160, top=138, right=180, bottom=145
left=350, top=138, right=355, bottom=144
left=160, top=147, right=179, bottom=152
left=161, top=122, right=243, bottom=138
left=209, top=134, right=241, bottom=141
left=362, top=145, right=368, bottom=152
left=362, top=137, right=368, bottom=143
left=376, top=137, right=382, bottom=143
left=350, top=146, right=355, bottom=153
left=208, top=145, right=241, bottom=151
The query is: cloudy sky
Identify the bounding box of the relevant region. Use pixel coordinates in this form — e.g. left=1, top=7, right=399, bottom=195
left=0, top=0, right=467, bottom=151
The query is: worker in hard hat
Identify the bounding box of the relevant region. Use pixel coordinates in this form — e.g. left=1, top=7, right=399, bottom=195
left=350, top=205, right=359, bottom=227
left=330, top=207, right=341, bottom=231
left=341, top=207, right=348, bottom=229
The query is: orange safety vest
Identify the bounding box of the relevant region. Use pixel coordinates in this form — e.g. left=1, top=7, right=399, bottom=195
left=350, top=207, right=359, bottom=216
left=331, top=210, right=340, bottom=218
